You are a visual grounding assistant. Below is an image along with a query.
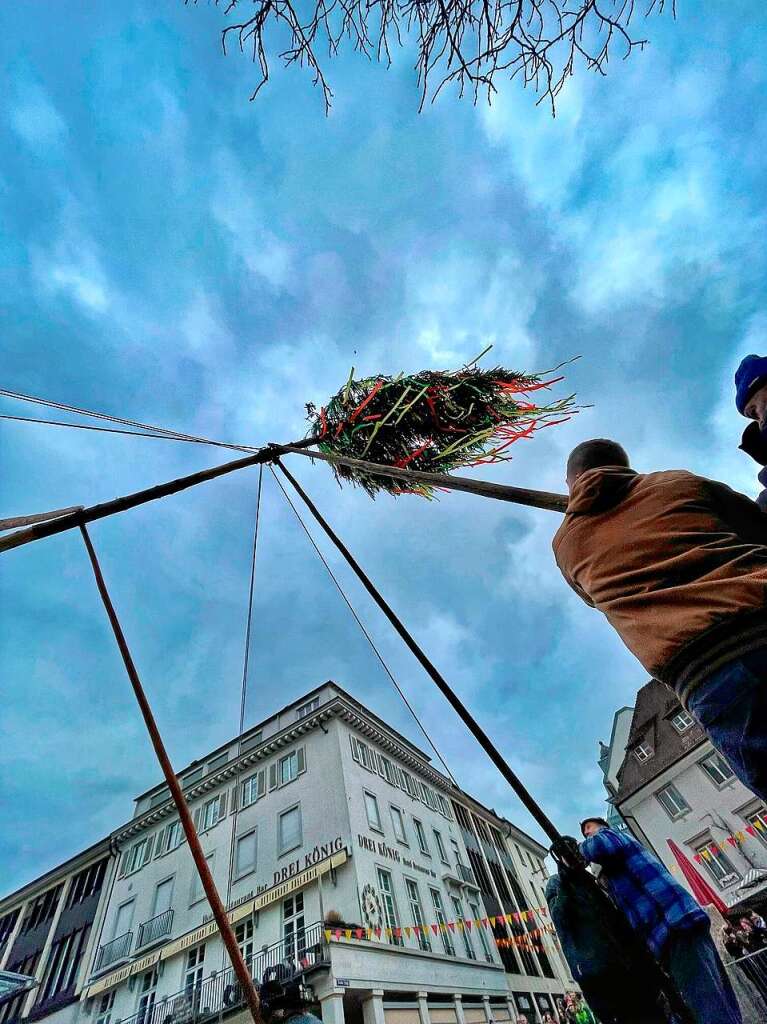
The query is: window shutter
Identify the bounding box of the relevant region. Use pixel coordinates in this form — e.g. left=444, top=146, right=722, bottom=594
left=257, top=769, right=266, bottom=799
left=350, top=736, right=359, bottom=763
left=154, top=827, right=167, bottom=859
left=230, top=786, right=238, bottom=814
left=269, top=764, right=278, bottom=791
left=118, top=850, right=130, bottom=877
left=376, top=754, right=385, bottom=778
left=218, top=791, right=227, bottom=818
left=297, top=747, right=306, bottom=775
left=142, top=836, right=154, bottom=866
left=193, top=807, right=202, bottom=832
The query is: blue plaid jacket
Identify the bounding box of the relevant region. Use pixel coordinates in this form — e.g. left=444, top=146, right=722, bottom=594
left=580, top=828, right=709, bottom=958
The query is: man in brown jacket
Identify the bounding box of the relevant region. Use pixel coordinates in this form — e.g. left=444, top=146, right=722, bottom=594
left=553, top=438, right=767, bottom=802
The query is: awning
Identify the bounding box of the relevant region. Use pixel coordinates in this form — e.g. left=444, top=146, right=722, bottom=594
left=0, top=971, right=37, bottom=1008
left=738, top=868, right=767, bottom=892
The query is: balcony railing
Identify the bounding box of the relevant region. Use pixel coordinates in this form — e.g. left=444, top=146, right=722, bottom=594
left=137, top=910, right=174, bottom=949
left=96, top=931, right=133, bottom=971
left=111, top=923, right=328, bottom=1024
left=457, top=863, right=476, bottom=885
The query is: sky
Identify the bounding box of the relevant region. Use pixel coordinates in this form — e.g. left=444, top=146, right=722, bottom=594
left=2, top=1, right=767, bottom=894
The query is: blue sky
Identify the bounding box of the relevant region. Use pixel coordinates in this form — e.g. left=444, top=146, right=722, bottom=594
left=2, top=2, right=766, bottom=894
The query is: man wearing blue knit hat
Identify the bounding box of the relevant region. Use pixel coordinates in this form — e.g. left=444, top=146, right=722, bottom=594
left=735, top=354, right=767, bottom=510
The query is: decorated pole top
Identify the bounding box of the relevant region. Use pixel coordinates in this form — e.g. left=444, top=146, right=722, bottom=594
left=307, top=358, right=580, bottom=498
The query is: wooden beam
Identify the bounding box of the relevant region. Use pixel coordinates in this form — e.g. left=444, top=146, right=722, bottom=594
left=0, top=506, right=84, bottom=532
left=271, top=444, right=568, bottom=513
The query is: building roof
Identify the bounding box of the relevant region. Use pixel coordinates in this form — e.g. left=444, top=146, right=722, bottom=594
left=614, top=679, right=706, bottom=805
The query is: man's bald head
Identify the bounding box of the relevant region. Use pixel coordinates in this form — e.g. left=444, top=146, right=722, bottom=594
left=566, top=439, right=630, bottom=491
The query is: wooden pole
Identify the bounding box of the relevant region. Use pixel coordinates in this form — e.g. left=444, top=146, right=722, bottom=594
left=78, top=525, right=262, bottom=1024
left=0, top=506, right=84, bottom=532
left=271, top=444, right=568, bottom=512
left=0, top=440, right=313, bottom=554
left=0, top=440, right=567, bottom=555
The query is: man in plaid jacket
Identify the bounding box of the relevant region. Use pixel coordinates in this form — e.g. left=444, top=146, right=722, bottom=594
left=579, top=818, right=741, bottom=1023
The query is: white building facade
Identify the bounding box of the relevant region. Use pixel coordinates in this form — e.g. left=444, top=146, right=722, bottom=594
left=613, top=680, right=767, bottom=914
left=1, top=683, right=573, bottom=1024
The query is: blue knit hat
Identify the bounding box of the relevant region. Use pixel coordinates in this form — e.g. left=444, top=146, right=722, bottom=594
left=735, top=354, right=767, bottom=415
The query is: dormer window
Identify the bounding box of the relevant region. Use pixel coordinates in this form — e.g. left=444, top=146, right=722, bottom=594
left=670, top=710, right=694, bottom=734
left=633, top=741, right=654, bottom=763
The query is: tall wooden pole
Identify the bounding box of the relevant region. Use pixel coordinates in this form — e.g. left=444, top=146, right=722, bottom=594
left=0, top=442, right=567, bottom=555
left=79, top=525, right=261, bottom=1024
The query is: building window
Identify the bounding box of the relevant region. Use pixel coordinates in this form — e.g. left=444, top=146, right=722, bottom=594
left=149, top=788, right=170, bottom=809
left=399, top=769, right=420, bottom=799
left=430, top=888, right=455, bottom=956
left=240, top=731, right=263, bottom=754
left=695, top=842, right=740, bottom=889
left=699, top=752, right=734, bottom=787
left=38, top=925, right=91, bottom=1004
left=283, top=894, right=306, bottom=963
left=184, top=766, right=204, bottom=787
left=656, top=783, right=690, bottom=820
left=242, top=770, right=266, bottom=808
left=236, top=919, right=254, bottom=965
left=152, top=877, right=174, bottom=918
left=633, top=742, right=654, bottom=764
left=391, top=806, right=408, bottom=844
left=207, top=752, right=229, bottom=774
left=123, top=837, right=153, bottom=875
left=670, top=710, right=694, bottom=734
left=365, top=792, right=383, bottom=832
left=112, top=898, right=135, bottom=939
left=280, top=750, right=305, bottom=786
left=350, top=735, right=376, bottom=772
left=201, top=794, right=226, bottom=831
left=451, top=895, right=475, bottom=959
left=235, top=830, right=258, bottom=879
left=746, top=809, right=767, bottom=845
left=472, top=815, right=491, bottom=844
left=376, top=868, right=402, bottom=945
left=270, top=749, right=306, bottom=790
left=296, top=697, right=320, bottom=720
left=190, top=854, right=215, bottom=905
left=437, top=794, right=452, bottom=819
left=378, top=754, right=397, bottom=786
left=136, top=968, right=158, bottom=1024
left=95, top=992, right=115, bottom=1024
left=405, top=880, right=431, bottom=952
left=156, top=820, right=183, bottom=857
left=184, top=946, right=206, bottom=995
left=413, top=818, right=430, bottom=856
left=469, top=899, right=492, bottom=961
left=452, top=802, right=473, bottom=831
left=433, top=830, right=448, bottom=863
left=279, top=805, right=302, bottom=855
left=66, top=858, right=108, bottom=908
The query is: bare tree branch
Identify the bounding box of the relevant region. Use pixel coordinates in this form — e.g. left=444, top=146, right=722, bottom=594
left=189, top=0, right=674, bottom=113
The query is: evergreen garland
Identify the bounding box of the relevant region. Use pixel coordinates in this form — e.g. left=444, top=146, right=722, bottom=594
left=306, top=359, right=579, bottom=498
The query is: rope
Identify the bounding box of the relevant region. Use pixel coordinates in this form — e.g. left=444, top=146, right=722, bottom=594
left=268, top=465, right=458, bottom=786
left=273, top=458, right=562, bottom=844
left=224, top=466, right=265, bottom=939
left=0, top=390, right=258, bottom=453
left=0, top=413, right=240, bottom=447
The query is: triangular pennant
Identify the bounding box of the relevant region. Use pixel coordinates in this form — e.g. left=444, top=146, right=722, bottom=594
left=325, top=929, right=332, bottom=942
left=431, top=924, right=439, bottom=935
left=489, top=916, right=496, bottom=927
left=465, top=919, right=472, bottom=930
left=404, top=927, right=412, bottom=939
left=355, top=928, right=363, bottom=939
left=385, top=928, right=392, bottom=938
left=727, top=836, right=737, bottom=847
left=755, top=819, right=765, bottom=831
left=394, top=927, right=402, bottom=938
left=375, top=926, right=382, bottom=938
left=746, top=825, right=757, bottom=837
left=345, top=929, right=352, bottom=939
left=693, top=854, right=702, bottom=864
left=448, top=922, right=455, bottom=932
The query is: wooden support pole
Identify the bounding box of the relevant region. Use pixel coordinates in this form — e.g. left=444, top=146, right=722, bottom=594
left=0, top=506, right=84, bottom=532
left=0, top=439, right=312, bottom=554
left=78, top=525, right=262, bottom=1024
left=0, top=439, right=567, bottom=555
left=271, top=444, right=568, bottom=512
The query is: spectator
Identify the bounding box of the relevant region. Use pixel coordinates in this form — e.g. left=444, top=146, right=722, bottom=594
left=579, top=818, right=742, bottom=1023
left=553, top=439, right=767, bottom=803
left=735, top=354, right=767, bottom=510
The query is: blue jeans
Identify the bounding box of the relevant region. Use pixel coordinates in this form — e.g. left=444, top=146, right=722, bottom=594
left=664, top=927, right=742, bottom=1024
left=687, top=648, right=767, bottom=803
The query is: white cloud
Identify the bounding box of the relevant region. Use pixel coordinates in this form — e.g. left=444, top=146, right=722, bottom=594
left=8, top=81, right=68, bottom=148
left=31, top=212, right=113, bottom=315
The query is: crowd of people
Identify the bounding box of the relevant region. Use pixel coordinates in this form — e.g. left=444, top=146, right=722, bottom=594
left=512, top=991, right=596, bottom=1023
left=722, top=912, right=767, bottom=959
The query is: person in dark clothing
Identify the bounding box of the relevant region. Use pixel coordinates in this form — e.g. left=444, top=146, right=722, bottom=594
left=579, top=820, right=741, bottom=1024
left=735, top=354, right=767, bottom=510
left=552, top=439, right=767, bottom=802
